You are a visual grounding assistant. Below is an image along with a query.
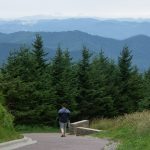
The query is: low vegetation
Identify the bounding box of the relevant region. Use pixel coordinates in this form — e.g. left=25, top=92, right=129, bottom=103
left=0, top=103, right=21, bottom=143
left=91, top=111, right=150, bottom=150
left=15, top=125, right=59, bottom=133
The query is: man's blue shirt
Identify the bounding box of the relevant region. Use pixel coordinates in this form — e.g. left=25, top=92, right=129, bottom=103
left=58, top=107, right=70, bottom=123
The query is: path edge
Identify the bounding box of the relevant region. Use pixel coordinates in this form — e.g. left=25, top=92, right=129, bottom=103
left=0, top=136, right=37, bottom=150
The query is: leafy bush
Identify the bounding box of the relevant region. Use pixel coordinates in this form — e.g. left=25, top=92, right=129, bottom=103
left=0, top=103, right=21, bottom=142
left=0, top=104, right=14, bottom=129
left=0, top=92, right=5, bottom=105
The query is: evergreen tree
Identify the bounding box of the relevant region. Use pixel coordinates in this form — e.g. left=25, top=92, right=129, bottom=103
left=90, top=51, right=117, bottom=117
left=32, top=34, right=48, bottom=70
left=51, top=47, right=77, bottom=112
left=139, top=69, right=150, bottom=110
left=32, top=34, right=56, bottom=125
left=117, top=47, right=142, bottom=114
left=76, top=47, right=92, bottom=119
left=0, top=71, right=5, bottom=105
left=1, top=37, right=148, bottom=126
left=61, top=50, right=77, bottom=110
left=1, top=45, right=56, bottom=125
left=1, top=47, right=37, bottom=124
left=51, top=47, right=64, bottom=109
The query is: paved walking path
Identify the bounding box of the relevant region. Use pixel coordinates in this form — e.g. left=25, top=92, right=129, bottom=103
left=17, top=133, right=109, bottom=150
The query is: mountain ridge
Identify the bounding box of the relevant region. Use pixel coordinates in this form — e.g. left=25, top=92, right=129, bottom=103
left=1, top=18, right=150, bottom=39
left=0, top=30, right=150, bottom=70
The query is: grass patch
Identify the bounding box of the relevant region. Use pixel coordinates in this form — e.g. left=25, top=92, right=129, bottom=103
left=0, top=127, right=22, bottom=143
left=15, top=125, right=59, bottom=133
left=91, top=111, right=150, bottom=150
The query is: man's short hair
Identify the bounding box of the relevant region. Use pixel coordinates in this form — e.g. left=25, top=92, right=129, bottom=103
left=62, top=103, right=67, bottom=107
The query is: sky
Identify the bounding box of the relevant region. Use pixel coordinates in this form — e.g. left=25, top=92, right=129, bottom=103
left=0, top=0, right=150, bottom=19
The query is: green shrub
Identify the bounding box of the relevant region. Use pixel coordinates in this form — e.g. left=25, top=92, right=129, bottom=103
left=0, top=92, right=5, bottom=105
left=0, top=104, right=21, bottom=142
left=0, top=104, right=14, bottom=129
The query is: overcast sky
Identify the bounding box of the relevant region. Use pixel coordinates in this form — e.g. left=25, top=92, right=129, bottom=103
left=0, top=0, right=150, bottom=19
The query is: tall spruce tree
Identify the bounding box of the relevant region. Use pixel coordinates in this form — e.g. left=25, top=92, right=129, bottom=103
left=32, top=34, right=48, bottom=70
left=90, top=51, right=117, bottom=117
left=32, top=34, right=56, bottom=125
left=51, top=47, right=77, bottom=112
left=117, top=47, right=142, bottom=115
left=76, top=47, right=92, bottom=119
left=61, top=50, right=77, bottom=111
left=1, top=47, right=38, bottom=124
left=0, top=72, right=5, bottom=105
left=1, top=42, right=56, bottom=125
left=51, top=47, right=64, bottom=109
left=139, top=69, right=150, bottom=110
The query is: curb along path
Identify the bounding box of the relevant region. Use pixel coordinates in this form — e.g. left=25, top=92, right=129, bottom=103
left=17, top=133, right=109, bottom=150
left=0, top=137, right=37, bottom=150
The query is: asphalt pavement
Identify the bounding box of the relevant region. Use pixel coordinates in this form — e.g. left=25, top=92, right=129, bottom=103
left=17, top=133, right=109, bottom=150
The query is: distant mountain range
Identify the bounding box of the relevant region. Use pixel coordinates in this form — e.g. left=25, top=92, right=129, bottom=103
left=0, top=31, right=150, bottom=71
left=1, top=18, right=150, bottom=39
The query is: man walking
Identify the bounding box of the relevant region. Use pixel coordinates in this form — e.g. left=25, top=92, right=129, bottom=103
left=58, top=103, right=70, bottom=137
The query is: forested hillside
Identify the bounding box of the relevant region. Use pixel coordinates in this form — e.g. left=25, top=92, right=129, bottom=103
left=0, top=31, right=150, bottom=70
left=0, top=34, right=149, bottom=126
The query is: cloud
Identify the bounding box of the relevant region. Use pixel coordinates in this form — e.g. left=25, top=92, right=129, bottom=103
left=0, top=0, right=150, bottom=19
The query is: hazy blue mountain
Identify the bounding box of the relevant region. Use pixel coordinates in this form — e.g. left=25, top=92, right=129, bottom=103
left=1, top=18, right=150, bottom=39
left=0, top=31, right=150, bottom=70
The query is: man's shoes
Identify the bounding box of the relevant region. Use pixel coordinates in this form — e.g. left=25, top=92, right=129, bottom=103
left=61, top=135, right=66, bottom=137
